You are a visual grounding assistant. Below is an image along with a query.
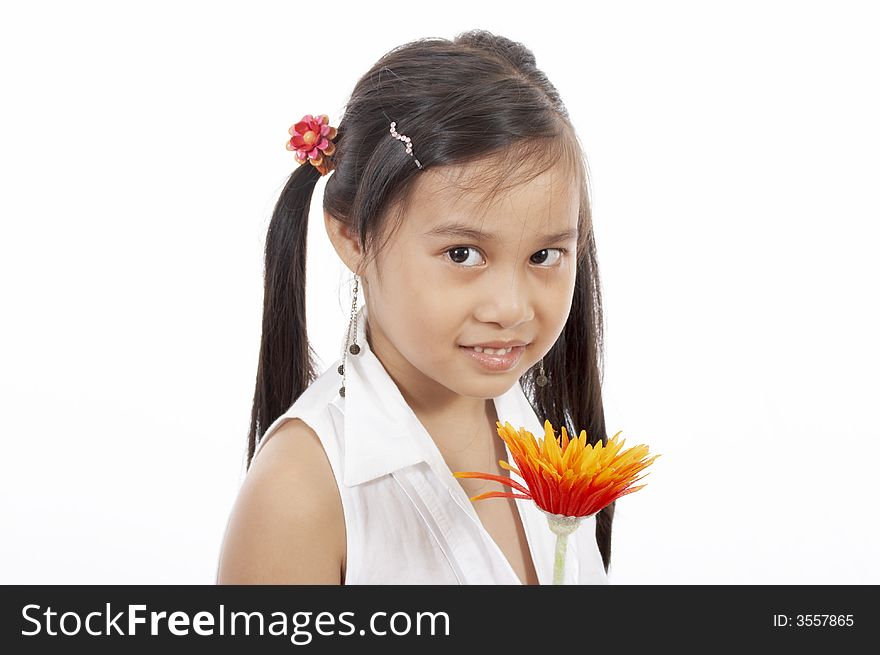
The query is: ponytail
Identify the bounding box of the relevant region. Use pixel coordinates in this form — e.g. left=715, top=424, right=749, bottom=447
left=246, top=162, right=323, bottom=469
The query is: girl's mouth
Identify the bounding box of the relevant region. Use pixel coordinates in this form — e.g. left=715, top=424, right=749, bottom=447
left=459, top=344, right=526, bottom=372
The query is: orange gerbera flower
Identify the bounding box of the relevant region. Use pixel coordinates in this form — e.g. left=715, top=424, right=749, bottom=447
left=453, top=419, right=658, bottom=584
left=454, top=420, right=658, bottom=518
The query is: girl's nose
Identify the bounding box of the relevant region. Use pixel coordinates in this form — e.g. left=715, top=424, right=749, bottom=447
left=473, top=279, right=534, bottom=329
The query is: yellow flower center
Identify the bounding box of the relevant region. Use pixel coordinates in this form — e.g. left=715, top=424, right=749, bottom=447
left=302, top=130, right=317, bottom=145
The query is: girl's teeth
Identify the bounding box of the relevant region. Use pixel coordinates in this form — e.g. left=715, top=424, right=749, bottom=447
left=472, top=346, right=512, bottom=355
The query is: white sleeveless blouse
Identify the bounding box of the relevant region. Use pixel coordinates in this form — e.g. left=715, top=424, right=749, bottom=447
left=252, top=303, right=610, bottom=585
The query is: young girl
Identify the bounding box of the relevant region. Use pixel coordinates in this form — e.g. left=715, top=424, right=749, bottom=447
left=216, top=29, right=613, bottom=585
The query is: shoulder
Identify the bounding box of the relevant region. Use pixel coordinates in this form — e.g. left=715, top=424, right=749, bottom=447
left=216, top=418, right=346, bottom=584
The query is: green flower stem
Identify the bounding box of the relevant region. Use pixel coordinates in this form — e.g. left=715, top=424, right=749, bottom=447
left=553, top=532, right=569, bottom=585
left=544, top=511, right=588, bottom=585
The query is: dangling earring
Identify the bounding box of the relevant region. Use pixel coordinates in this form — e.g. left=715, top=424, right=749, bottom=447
left=338, top=274, right=361, bottom=397
left=535, top=357, right=548, bottom=388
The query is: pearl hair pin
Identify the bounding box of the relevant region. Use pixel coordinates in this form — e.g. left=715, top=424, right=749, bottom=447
left=389, top=121, right=423, bottom=169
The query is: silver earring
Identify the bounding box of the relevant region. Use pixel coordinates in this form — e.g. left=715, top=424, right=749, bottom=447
left=338, top=275, right=361, bottom=397
left=535, top=357, right=548, bottom=388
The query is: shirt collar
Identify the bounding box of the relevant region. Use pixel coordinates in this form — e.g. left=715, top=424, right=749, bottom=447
left=339, top=302, right=537, bottom=488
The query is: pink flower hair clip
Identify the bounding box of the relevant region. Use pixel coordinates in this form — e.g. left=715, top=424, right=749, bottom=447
left=286, top=113, right=338, bottom=176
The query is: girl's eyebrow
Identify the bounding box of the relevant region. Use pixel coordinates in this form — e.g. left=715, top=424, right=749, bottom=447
left=422, top=222, right=578, bottom=243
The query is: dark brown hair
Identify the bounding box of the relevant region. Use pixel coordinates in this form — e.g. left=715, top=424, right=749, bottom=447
left=248, top=29, right=615, bottom=572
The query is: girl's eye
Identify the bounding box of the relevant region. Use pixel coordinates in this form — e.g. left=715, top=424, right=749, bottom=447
left=446, top=246, right=485, bottom=267
left=444, top=247, right=566, bottom=268
left=529, top=248, right=564, bottom=266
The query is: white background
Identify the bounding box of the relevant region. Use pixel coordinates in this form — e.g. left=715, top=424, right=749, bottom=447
left=1, top=0, right=877, bottom=584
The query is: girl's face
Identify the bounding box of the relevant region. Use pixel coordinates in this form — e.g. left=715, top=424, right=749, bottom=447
left=358, top=159, right=580, bottom=407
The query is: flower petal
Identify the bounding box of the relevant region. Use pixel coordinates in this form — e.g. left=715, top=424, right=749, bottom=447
left=469, top=491, right=532, bottom=502
left=452, top=471, right=531, bottom=496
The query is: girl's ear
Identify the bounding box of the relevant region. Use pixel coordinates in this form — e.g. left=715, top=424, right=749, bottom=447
left=324, top=211, right=365, bottom=275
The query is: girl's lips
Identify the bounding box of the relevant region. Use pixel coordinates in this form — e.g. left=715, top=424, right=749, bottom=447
left=459, top=344, right=526, bottom=372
